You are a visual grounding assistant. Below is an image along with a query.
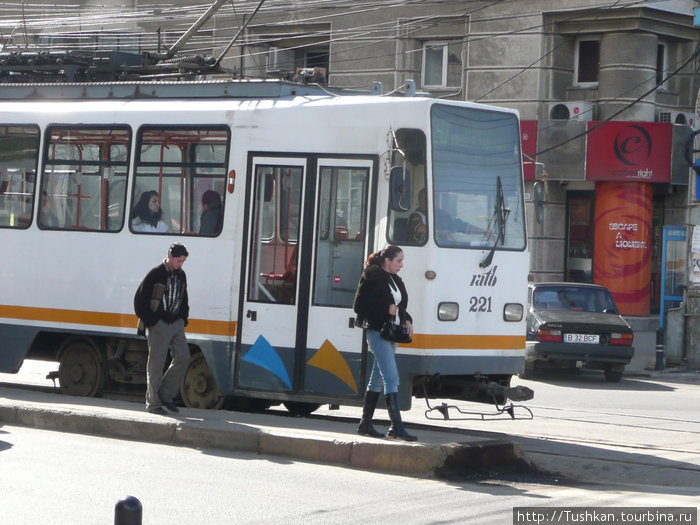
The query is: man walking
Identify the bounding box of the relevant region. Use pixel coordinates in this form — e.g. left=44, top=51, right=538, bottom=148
left=134, top=243, right=190, bottom=415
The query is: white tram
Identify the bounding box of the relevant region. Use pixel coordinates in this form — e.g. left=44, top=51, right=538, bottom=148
left=0, top=80, right=529, bottom=414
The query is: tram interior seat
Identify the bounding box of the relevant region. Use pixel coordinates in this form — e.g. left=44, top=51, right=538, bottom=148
left=260, top=246, right=297, bottom=303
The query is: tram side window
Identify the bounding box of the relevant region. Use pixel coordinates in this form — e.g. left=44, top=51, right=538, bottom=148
left=0, top=125, right=40, bottom=229
left=387, top=129, right=427, bottom=246
left=132, top=126, right=230, bottom=235
left=41, top=126, right=130, bottom=231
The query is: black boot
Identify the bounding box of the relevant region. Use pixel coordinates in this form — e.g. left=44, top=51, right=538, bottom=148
left=385, top=392, right=417, bottom=442
left=357, top=390, right=384, bottom=438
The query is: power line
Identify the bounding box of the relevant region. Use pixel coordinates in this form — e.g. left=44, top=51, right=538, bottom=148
left=534, top=44, right=700, bottom=157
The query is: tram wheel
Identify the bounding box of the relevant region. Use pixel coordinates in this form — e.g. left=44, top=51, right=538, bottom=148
left=180, top=352, right=225, bottom=410
left=283, top=401, right=321, bottom=416
left=58, top=338, right=104, bottom=397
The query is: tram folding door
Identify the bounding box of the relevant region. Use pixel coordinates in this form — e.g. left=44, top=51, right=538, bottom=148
left=236, top=156, right=373, bottom=401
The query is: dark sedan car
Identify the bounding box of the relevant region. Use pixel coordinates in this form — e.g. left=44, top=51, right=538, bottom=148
left=525, top=282, right=634, bottom=382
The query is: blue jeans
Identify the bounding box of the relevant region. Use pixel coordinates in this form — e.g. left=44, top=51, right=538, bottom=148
left=366, top=329, right=399, bottom=395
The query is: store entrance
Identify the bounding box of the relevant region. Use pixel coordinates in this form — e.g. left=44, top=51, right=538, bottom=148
left=565, top=192, right=594, bottom=283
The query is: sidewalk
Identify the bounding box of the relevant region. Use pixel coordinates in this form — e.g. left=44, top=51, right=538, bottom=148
left=2, top=368, right=699, bottom=488
left=0, top=386, right=520, bottom=478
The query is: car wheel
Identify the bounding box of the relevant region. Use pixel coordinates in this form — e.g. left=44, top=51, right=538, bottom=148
left=604, top=369, right=623, bottom=383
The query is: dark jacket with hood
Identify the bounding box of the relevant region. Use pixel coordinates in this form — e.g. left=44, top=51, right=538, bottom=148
left=134, top=261, right=189, bottom=328
left=353, top=265, right=412, bottom=331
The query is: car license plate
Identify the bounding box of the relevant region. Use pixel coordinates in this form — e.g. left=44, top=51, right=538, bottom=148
left=564, top=333, right=599, bottom=344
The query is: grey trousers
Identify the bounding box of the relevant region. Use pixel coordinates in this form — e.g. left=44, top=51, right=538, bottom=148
left=145, top=319, right=190, bottom=411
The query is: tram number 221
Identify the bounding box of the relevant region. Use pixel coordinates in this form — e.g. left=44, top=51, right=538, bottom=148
left=468, top=296, right=492, bottom=313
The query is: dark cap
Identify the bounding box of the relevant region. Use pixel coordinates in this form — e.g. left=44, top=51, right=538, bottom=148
left=169, top=243, right=189, bottom=258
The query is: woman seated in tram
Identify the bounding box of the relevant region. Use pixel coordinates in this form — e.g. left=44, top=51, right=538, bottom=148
left=132, top=190, right=169, bottom=233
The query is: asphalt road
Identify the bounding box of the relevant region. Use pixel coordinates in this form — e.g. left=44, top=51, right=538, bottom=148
left=1, top=424, right=698, bottom=525
left=2, top=361, right=699, bottom=488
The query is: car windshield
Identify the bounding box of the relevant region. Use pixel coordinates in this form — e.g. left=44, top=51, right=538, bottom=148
left=533, top=286, right=617, bottom=313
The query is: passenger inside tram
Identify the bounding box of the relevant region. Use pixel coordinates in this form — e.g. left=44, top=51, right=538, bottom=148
left=131, top=190, right=169, bottom=233
left=407, top=188, right=427, bottom=243
left=199, top=190, right=223, bottom=235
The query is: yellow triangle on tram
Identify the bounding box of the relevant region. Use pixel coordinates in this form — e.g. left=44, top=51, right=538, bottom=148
left=307, top=339, right=358, bottom=393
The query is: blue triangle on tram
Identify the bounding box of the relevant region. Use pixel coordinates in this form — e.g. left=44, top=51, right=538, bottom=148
left=241, top=335, right=292, bottom=389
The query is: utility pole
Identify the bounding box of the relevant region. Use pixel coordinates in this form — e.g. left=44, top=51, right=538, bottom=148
left=683, top=7, right=700, bottom=368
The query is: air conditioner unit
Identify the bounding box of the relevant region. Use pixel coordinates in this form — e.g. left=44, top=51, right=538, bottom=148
left=266, top=47, right=295, bottom=73
left=549, top=101, right=593, bottom=121
left=656, top=110, right=695, bottom=128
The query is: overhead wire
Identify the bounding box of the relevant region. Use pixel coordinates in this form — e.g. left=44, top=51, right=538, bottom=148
left=0, top=0, right=695, bottom=151
left=534, top=43, right=700, bottom=157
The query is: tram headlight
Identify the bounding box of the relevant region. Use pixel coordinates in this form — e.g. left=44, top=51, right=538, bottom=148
left=503, top=303, right=523, bottom=322
left=438, top=302, right=459, bottom=321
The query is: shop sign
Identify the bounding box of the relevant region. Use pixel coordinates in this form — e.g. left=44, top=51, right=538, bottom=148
left=593, top=182, right=652, bottom=315
left=521, top=121, right=537, bottom=181
left=586, top=121, right=672, bottom=182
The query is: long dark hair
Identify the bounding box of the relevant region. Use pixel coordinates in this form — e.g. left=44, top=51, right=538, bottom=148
left=364, top=244, right=403, bottom=269
left=133, top=190, right=162, bottom=227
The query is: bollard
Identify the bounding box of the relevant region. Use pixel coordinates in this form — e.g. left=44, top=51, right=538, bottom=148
left=655, top=327, right=664, bottom=371
left=115, top=496, right=142, bottom=525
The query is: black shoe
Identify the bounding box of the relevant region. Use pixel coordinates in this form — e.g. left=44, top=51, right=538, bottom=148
left=385, top=393, right=417, bottom=442
left=357, top=419, right=384, bottom=438
left=163, top=402, right=179, bottom=413
left=357, top=390, right=384, bottom=438
left=148, top=407, right=168, bottom=415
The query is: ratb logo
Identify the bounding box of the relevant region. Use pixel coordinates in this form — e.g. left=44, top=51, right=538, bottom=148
left=470, top=266, right=497, bottom=287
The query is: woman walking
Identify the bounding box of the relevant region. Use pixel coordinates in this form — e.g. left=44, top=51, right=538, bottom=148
left=353, top=244, right=417, bottom=441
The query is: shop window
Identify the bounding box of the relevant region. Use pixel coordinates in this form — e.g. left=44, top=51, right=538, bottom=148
left=566, top=193, right=594, bottom=283
left=574, top=39, right=599, bottom=85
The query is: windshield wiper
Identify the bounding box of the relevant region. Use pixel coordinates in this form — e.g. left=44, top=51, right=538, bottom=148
left=479, top=176, right=510, bottom=268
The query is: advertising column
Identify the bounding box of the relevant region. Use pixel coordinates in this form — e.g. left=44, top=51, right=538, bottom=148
left=586, top=121, right=672, bottom=316
left=593, top=182, right=652, bottom=315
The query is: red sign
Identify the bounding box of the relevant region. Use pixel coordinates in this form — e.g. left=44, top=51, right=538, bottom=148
left=521, top=121, right=537, bottom=181
left=585, top=121, right=672, bottom=182
left=593, top=182, right=652, bottom=315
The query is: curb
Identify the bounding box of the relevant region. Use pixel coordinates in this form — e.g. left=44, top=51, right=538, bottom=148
left=0, top=403, right=521, bottom=477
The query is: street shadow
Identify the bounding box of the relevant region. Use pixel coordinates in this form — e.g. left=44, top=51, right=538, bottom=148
left=518, top=370, right=676, bottom=392
left=442, top=426, right=700, bottom=495
left=0, top=427, right=13, bottom=452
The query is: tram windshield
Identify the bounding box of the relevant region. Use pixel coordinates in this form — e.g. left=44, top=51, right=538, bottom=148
left=431, top=104, right=525, bottom=250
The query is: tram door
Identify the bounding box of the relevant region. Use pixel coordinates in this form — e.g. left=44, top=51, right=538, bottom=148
left=237, top=155, right=373, bottom=400
left=304, top=159, right=372, bottom=398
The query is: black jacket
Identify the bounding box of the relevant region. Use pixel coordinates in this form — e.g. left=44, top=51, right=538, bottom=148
left=353, top=265, right=412, bottom=331
left=134, top=262, right=189, bottom=328
left=199, top=204, right=223, bottom=235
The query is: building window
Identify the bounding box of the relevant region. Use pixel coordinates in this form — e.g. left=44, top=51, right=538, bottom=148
left=574, top=39, right=600, bottom=85
left=422, top=41, right=462, bottom=89
left=656, top=43, right=667, bottom=86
